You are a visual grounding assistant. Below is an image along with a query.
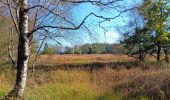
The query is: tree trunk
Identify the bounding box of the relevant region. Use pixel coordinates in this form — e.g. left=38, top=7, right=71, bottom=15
left=139, top=52, right=143, bottom=62
left=4, top=0, right=29, bottom=99
left=164, top=48, right=169, bottom=63
left=15, top=0, right=29, bottom=97
left=157, top=42, right=161, bottom=62
left=139, top=50, right=144, bottom=62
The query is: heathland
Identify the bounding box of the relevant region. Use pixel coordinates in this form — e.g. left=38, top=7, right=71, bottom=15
left=1, top=54, right=170, bottom=100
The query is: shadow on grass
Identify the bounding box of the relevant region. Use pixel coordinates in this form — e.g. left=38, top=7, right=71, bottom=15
left=34, top=61, right=127, bottom=71
left=32, top=61, right=160, bottom=72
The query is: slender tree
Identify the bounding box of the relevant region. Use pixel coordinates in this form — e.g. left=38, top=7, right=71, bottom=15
left=0, top=0, right=134, bottom=98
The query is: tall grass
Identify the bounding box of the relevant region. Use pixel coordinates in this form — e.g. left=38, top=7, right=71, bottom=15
left=0, top=54, right=170, bottom=100
left=1, top=66, right=170, bottom=100
left=0, top=73, right=12, bottom=97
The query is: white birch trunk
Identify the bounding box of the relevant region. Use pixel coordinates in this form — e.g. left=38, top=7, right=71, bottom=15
left=4, top=0, right=29, bottom=98
left=14, top=0, right=29, bottom=97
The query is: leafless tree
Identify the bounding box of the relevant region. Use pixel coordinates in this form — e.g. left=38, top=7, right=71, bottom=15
left=0, top=0, right=134, bottom=99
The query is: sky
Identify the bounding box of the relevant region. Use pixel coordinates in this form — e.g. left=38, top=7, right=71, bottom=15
left=49, top=0, right=143, bottom=47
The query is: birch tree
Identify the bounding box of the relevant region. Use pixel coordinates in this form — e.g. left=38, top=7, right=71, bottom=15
left=0, top=0, right=133, bottom=98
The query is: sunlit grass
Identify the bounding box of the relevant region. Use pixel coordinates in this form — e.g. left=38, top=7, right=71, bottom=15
left=25, top=83, right=97, bottom=100
left=0, top=73, right=11, bottom=97
left=0, top=54, right=170, bottom=99
left=1, top=66, right=169, bottom=100
left=0, top=85, right=10, bottom=97
left=36, top=54, right=135, bottom=65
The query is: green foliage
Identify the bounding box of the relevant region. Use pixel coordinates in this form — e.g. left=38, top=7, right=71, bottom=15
left=80, top=43, right=125, bottom=54
left=73, top=45, right=82, bottom=54
left=42, top=43, right=60, bottom=54
left=44, top=43, right=125, bottom=54
left=141, top=0, right=169, bottom=42
left=65, top=46, right=73, bottom=54
left=142, top=0, right=170, bottom=62
left=122, top=0, right=170, bottom=62
left=122, top=27, right=154, bottom=61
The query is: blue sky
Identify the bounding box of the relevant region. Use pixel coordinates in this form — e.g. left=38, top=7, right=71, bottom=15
left=49, top=0, right=143, bottom=46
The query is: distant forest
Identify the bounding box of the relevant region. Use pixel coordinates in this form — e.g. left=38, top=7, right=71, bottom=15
left=41, top=43, right=126, bottom=54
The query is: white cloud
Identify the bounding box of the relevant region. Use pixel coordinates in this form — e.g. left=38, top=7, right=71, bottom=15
left=104, top=32, right=120, bottom=43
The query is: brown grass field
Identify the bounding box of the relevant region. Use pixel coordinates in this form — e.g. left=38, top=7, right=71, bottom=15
left=36, top=54, right=135, bottom=64
left=1, top=54, right=170, bottom=100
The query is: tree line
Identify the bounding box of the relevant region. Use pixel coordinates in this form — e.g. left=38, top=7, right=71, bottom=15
left=41, top=43, right=125, bottom=54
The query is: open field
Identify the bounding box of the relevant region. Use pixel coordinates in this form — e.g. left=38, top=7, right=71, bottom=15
left=36, top=54, right=135, bottom=64
left=0, top=54, right=170, bottom=100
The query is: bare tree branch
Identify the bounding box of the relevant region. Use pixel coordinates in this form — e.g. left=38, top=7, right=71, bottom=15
left=28, top=7, right=134, bottom=37
left=62, top=0, right=123, bottom=6
left=8, top=25, right=16, bottom=67
left=31, top=36, right=46, bottom=74
left=7, top=0, right=19, bottom=35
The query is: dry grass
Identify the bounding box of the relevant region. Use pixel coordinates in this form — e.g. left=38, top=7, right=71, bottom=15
left=1, top=67, right=170, bottom=99
left=0, top=54, right=170, bottom=100
left=92, top=67, right=170, bottom=99
left=36, top=54, right=134, bottom=65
